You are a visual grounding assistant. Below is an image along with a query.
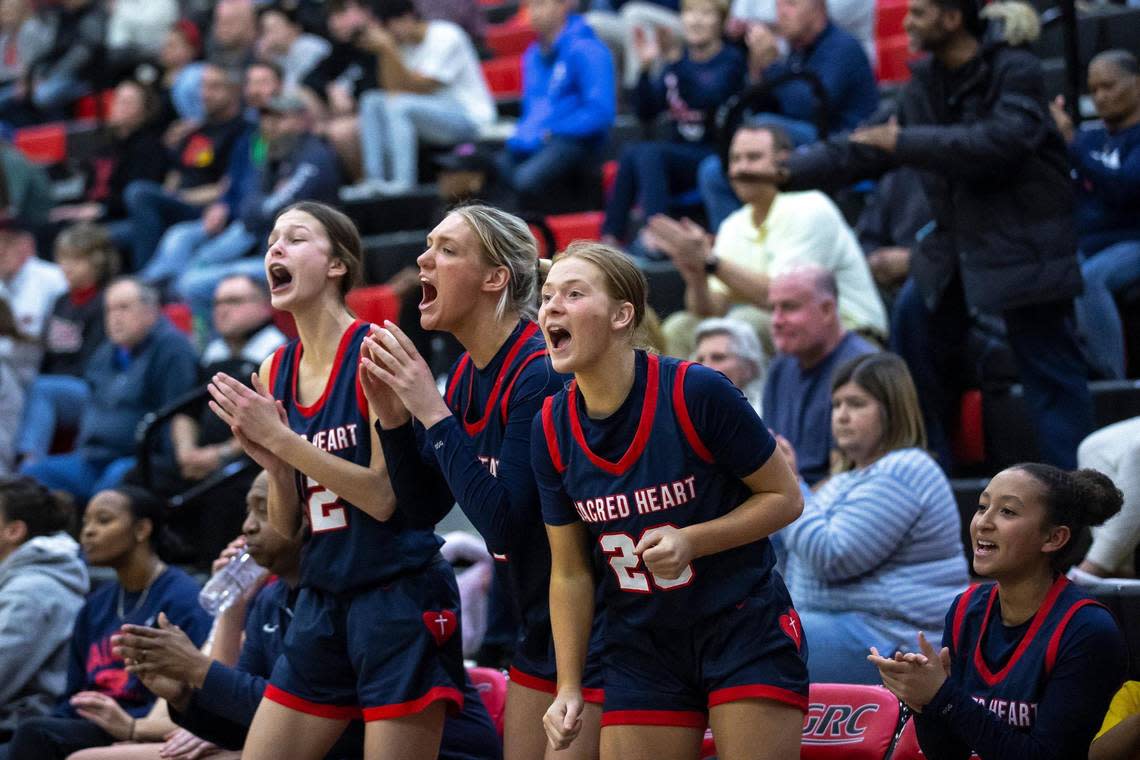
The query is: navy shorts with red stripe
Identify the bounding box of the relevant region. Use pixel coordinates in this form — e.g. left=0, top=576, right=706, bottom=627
left=600, top=577, right=809, bottom=728
left=266, top=555, right=467, bottom=722
left=509, top=627, right=606, bottom=704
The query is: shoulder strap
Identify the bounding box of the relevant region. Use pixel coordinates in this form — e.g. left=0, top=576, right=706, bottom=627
left=541, top=395, right=566, bottom=474
left=951, top=583, right=984, bottom=656
left=267, top=345, right=288, bottom=398
left=445, top=353, right=472, bottom=409
left=671, top=361, right=713, bottom=463
left=1044, top=599, right=1107, bottom=676
left=500, top=349, right=547, bottom=423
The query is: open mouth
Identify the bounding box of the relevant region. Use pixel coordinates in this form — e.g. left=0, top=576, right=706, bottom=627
left=975, top=539, right=997, bottom=556
left=419, top=280, right=438, bottom=310
left=547, top=325, right=572, bottom=352
left=268, top=264, right=294, bottom=292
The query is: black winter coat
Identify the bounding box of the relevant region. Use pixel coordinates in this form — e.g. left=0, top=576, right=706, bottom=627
left=783, top=43, right=1082, bottom=313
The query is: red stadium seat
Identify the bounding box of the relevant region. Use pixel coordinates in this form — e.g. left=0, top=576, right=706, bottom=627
left=74, top=94, right=99, bottom=121
left=346, top=284, right=401, bottom=327
left=951, top=389, right=985, bottom=466
left=876, top=34, right=918, bottom=83
left=485, top=23, right=537, bottom=57
left=876, top=0, right=908, bottom=39
left=483, top=56, right=524, bottom=99
left=469, top=667, right=508, bottom=736
left=162, top=302, right=194, bottom=335
left=892, top=718, right=980, bottom=759
left=699, top=684, right=903, bottom=759
left=545, top=211, right=605, bottom=251
left=13, top=123, right=67, bottom=165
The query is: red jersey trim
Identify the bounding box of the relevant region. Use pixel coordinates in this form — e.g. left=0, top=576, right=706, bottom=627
left=291, top=320, right=366, bottom=419
left=507, top=666, right=605, bottom=704
left=267, top=345, right=286, bottom=397
left=1044, top=598, right=1104, bottom=676
left=264, top=684, right=361, bottom=720
left=450, top=322, right=541, bottom=436
left=445, top=354, right=471, bottom=408
left=602, top=710, right=707, bottom=728
left=972, top=575, right=1069, bottom=687
left=542, top=396, right=565, bottom=474
left=672, top=361, right=714, bottom=463
left=568, top=352, right=660, bottom=476
left=951, top=583, right=982, bottom=656
left=499, top=349, right=547, bottom=423
left=361, top=686, right=464, bottom=721
left=707, top=684, right=809, bottom=713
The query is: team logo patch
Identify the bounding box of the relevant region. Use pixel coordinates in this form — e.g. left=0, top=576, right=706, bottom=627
left=422, top=610, right=458, bottom=646
left=779, top=608, right=803, bottom=651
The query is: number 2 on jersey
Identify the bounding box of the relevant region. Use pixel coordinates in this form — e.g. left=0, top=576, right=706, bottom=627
left=305, top=476, right=348, bottom=533
left=599, top=529, right=693, bottom=593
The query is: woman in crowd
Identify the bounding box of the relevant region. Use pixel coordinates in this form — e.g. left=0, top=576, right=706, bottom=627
left=360, top=204, right=605, bottom=759
left=870, top=464, right=1127, bottom=759
left=207, top=201, right=466, bottom=760
left=780, top=352, right=969, bottom=683
left=534, top=243, right=806, bottom=760
left=0, top=485, right=211, bottom=759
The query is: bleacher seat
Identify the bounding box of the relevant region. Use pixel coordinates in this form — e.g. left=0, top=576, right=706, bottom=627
left=951, top=477, right=986, bottom=569
left=483, top=56, right=524, bottom=100
left=485, top=23, right=537, bottom=57
left=545, top=211, right=604, bottom=251
left=876, top=34, right=916, bottom=83
left=468, top=666, right=508, bottom=736
left=951, top=389, right=985, bottom=467
left=876, top=0, right=907, bottom=39
left=346, top=285, right=401, bottom=327
left=1091, top=379, right=1140, bottom=430
left=13, top=123, right=67, bottom=165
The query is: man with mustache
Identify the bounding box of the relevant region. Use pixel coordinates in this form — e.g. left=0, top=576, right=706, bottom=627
left=650, top=122, right=886, bottom=360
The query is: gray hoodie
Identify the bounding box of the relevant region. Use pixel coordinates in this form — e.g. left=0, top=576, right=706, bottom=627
left=0, top=533, right=89, bottom=733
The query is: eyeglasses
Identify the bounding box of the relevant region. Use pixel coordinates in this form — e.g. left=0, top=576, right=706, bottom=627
left=213, top=295, right=263, bottom=308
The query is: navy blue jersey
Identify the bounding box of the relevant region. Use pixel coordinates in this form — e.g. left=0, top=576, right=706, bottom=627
left=535, top=351, right=778, bottom=627
left=269, top=320, right=442, bottom=593
left=913, top=575, right=1126, bottom=760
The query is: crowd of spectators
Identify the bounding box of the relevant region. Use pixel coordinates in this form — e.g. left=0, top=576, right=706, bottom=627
left=0, top=0, right=1139, bottom=755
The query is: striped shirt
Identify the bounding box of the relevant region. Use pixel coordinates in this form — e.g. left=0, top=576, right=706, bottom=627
left=782, top=448, right=969, bottom=637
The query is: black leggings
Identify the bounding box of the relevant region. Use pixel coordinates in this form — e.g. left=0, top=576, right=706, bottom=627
left=0, top=716, right=113, bottom=760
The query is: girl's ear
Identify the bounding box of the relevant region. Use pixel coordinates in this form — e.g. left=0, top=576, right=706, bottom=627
left=482, top=265, right=510, bottom=295
left=1041, top=524, right=1071, bottom=557
left=134, top=517, right=154, bottom=546
left=611, top=301, right=635, bottom=333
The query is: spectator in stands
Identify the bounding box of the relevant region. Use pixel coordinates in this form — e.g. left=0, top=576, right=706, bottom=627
left=51, top=80, right=169, bottom=233
left=1052, top=50, right=1140, bottom=381
left=165, top=93, right=341, bottom=329
left=111, top=473, right=502, bottom=760
left=600, top=0, right=745, bottom=250
left=0, top=0, right=48, bottom=109
left=105, top=0, right=178, bottom=73
left=0, top=301, right=26, bottom=474
left=342, top=0, right=495, bottom=198
left=154, top=20, right=206, bottom=124
left=20, top=278, right=199, bottom=504
left=255, top=5, right=330, bottom=92
left=780, top=353, right=968, bottom=683
left=1075, top=416, right=1140, bottom=578
left=773, top=0, right=1092, bottom=471
left=1091, top=681, right=1140, bottom=760
left=496, top=0, right=615, bottom=211
left=122, top=63, right=252, bottom=271
left=692, top=316, right=767, bottom=412
left=415, top=0, right=485, bottom=46
left=585, top=0, right=684, bottom=89
left=243, top=61, right=283, bottom=116
left=854, top=167, right=932, bottom=307
left=0, top=0, right=106, bottom=124
left=206, top=0, right=257, bottom=71
left=300, top=0, right=383, bottom=179
left=762, top=266, right=878, bottom=484
left=650, top=124, right=886, bottom=359
left=726, top=0, right=875, bottom=70
left=870, top=465, right=1126, bottom=759
left=16, top=225, right=116, bottom=467
left=0, top=478, right=88, bottom=743
left=0, top=485, right=211, bottom=760
left=696, top=0, right=878, bottom=228
left=0, top=137, right=53, bottom=227
left=0, top=218, right=68, bottom=385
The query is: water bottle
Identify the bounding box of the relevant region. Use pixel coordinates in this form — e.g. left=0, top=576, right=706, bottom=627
left=199, top=549, right=266, bottom=615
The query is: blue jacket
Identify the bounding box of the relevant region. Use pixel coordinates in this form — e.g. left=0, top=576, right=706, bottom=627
left=507, top=15, right=615, bottom=155
left=1070, top=121, right=1140, bottom=255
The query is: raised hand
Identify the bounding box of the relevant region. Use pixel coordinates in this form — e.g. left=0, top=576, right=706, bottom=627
left=362, top=322, right=451, bottom=428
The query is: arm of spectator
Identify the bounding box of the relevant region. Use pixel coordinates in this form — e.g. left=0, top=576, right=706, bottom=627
left=39, top=9, right=105, bottom=82
left=0, top=585, right=68, bottom=706
left=1092, top=704, right=1140, bottom=760
left=781, top=473, right=920, bottom=581
left=549, top=41, right=616, bottom=139
left=633, top=66, right=668, bottom=123
left=178, top=181, right=227, bottom=207
left=362, top=24, right=441, bottom=94
left=1069, top=134, right=1140, bottom=208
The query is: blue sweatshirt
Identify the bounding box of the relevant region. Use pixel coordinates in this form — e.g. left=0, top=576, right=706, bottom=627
left=635, top=45, right=747, bottom=145
left=1070, top=121, right=1140, bottom=255
left=507, top=14, right=616, bottom=155
left=762, top=21, right=879, bottom=133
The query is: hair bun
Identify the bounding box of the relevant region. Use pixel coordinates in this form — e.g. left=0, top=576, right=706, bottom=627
left=1071, top=468, right=1124, bottom=527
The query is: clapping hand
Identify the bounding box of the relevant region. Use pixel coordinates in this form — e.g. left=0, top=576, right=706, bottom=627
left=867, top=631, right=950, bottom=713
left=361, top=322, right=451, bottom=428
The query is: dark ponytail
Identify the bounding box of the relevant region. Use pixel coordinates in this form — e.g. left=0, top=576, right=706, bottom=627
left=105, top=484, right=167, bottom=551
left=1012, top=463, right=1124, bottom=571
left=0, top=477, right=77, bottom=539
